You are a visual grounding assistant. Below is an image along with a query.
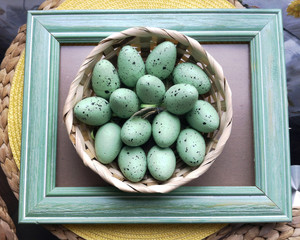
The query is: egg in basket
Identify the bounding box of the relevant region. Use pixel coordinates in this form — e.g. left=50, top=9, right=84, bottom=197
left=63, top=27, right=232, bottom=193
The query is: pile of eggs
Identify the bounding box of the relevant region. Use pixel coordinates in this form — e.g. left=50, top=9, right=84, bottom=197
left=74, top=41, right=220, bottom=183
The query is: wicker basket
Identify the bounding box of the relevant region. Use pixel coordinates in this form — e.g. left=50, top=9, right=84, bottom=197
left=63, top=27, right=233, bottom=193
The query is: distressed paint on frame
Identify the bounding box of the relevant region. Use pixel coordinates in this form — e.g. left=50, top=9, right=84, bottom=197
left=19, top=9, right=291, bottom=224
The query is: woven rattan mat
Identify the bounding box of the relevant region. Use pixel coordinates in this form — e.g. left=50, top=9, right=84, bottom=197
left=0, top=196, right=17, bottom=240
left=0, top=0, right=299, bottom=239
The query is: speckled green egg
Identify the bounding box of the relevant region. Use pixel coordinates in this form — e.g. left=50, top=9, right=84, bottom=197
left=121, top=117, right=151, bottom=147
left=118, top=146, right=147, bottom=182
left=172, top=62, right=211, bottom=95
left=186, top=100, right=220, bottom=133
left=163, top=83, right=198, bottom=115
left=146, top=41, right=176, bottom=80
left=136, top=75, right=166, bottom=104
left=95, top=123, right=122, bottom=164
left=147, top=146, right=176, bottom=181
left=118, top=45, right=146, bottom=87
left=176, top=128, right=206, bottom=167
left=74, top=96, right=111, bottom=126
left=152, top=111, right=180, bottom=148
left=91, top=59, right=120, bottom=99
left=109, top=88, right=139, bottom=119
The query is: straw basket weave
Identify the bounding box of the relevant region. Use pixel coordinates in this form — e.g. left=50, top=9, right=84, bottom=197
left=63, top=27, right=233, bottom=193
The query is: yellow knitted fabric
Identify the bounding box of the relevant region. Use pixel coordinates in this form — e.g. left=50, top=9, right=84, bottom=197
left=57, top=0, right=234, bottom=9
left=8, top=52, right=24, bottom=170
left=64, top=224, right=226, bottom=240
left=8, top=0, right=237, bottom=239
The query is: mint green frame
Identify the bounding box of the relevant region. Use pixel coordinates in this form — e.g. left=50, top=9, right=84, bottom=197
left=19, top=9, right=291, bottom=224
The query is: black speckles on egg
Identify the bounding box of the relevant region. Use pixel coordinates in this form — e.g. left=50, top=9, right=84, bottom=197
left=109, top=88, right=139, bottom=119
left=145, top=41, right=176, bottom=80
left=118, top=45, right=145, bottom=87
left=92, top=59, right=120, bottom=99
left=147, top=146, right=176, bottom=181
left=74, top=96, right=112, bottom=126
left=172, top=62, right=211, bottom=94
left=186, top=100, right=220, bottom=133
left=164, top=83, right=198, bottom=115
left=120, top=117, right=151, bottom=147
left=176, top=128, right=206, bottom=167
left=118, top=146, right=147, bottom=182
left=136, top=75, right=166, bottom=104
left=152, top=111, right=180, bottom=148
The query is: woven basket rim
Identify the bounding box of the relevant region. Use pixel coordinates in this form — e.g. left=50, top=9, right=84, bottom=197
left=63, top=26, right=233, bottom=193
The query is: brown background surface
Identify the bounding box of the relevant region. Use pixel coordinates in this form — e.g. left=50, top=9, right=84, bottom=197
left=56, top=43, right=255, bottom=187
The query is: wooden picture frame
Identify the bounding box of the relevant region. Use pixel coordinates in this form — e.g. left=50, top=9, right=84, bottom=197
left=19, top=9, right=291, bottom=224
